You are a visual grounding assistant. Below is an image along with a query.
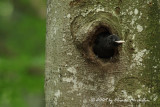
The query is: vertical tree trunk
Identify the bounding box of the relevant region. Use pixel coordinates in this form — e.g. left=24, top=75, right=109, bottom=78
left=45, top=0, right=160, bottom=106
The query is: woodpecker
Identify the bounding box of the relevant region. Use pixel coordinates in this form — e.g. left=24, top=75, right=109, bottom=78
left=93, top=32, right=125, bottom=58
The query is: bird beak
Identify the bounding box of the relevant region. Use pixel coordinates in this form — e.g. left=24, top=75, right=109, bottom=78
left=115, top=40, right=125, bottom=44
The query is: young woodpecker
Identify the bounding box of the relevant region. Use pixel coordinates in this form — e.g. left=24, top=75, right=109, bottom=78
left=93, top=32, right=125, bottom=58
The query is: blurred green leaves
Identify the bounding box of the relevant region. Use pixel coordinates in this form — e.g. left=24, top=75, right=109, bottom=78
left=0, top=0, right=46, bottom=106
left=0, top=1, right=13, bottom=18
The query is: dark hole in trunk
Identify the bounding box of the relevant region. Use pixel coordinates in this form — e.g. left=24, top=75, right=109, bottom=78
left=92, top=26, right=119, bottom=59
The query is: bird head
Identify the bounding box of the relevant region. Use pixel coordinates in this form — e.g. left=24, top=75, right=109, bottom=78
left=93, top=33, right=125, bottom=58
left=105, top=35, right=125, bottom=48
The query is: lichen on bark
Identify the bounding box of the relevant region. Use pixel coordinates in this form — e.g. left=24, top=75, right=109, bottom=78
left=142, top=0, right=160, bottom=105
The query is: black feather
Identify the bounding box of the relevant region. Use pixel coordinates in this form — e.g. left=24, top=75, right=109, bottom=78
left=93, top=32, right=121, bottom=58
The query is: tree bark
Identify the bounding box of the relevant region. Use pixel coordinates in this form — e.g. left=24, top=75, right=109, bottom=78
left=45, top=0, right=160, bottom=106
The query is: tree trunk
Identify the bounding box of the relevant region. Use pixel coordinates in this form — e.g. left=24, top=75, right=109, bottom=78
left=45, top=0, right=160, bottom=106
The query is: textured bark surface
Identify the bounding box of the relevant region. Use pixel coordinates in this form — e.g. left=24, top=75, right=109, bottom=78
left=45, top=0, right=160, bottom=106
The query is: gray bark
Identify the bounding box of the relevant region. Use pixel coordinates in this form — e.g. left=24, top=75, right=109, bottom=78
left=45, top=0, right=160, bottom=106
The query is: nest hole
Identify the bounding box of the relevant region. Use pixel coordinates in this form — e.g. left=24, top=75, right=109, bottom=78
left=92, top=26, right=119, bottom=60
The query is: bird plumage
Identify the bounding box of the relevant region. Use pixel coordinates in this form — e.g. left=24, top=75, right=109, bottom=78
left=93, top=32, right=124, bottom=58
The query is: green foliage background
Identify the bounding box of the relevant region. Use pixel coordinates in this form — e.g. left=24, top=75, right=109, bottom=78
left=0, top=0, right=46, bottom=106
